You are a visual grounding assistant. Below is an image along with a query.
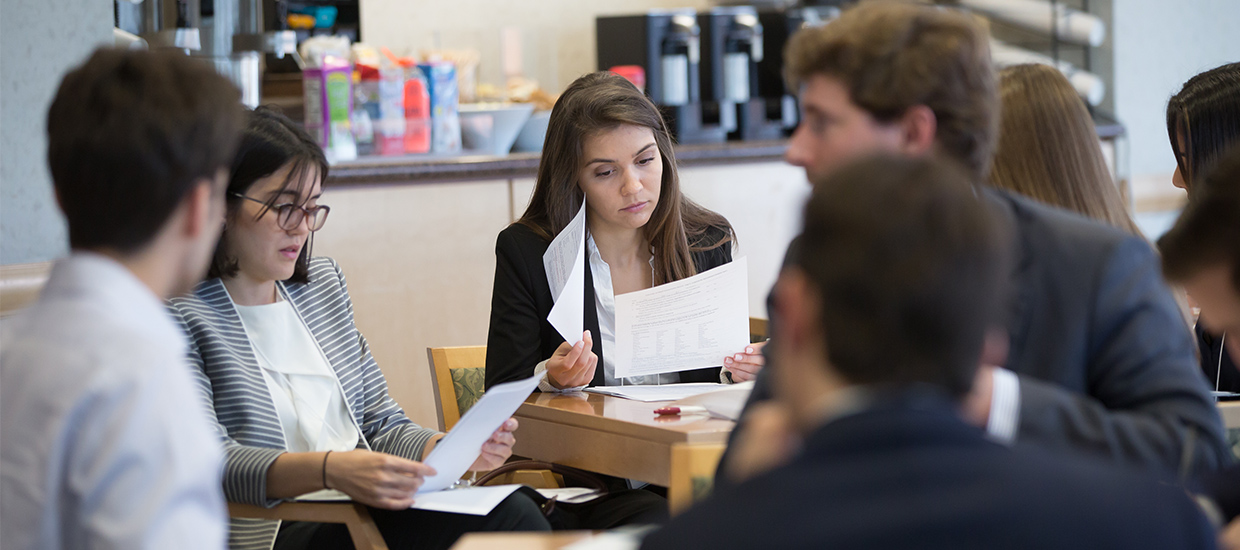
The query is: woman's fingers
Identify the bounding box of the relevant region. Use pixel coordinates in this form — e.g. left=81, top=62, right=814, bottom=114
left=569, top=352, right=597, bottom=386
left=560, top=340, right=586, bottom=372
left=724, top=343, right=767, bottom=381
left=383, top=455, right=436, bottom=478
left=488, top=430, right=516, bottom=448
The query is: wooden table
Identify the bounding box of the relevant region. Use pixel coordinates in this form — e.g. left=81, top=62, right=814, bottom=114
left=511, top=392, right=735, bottom=513
left=1219, top=400, right=1240, bottom=429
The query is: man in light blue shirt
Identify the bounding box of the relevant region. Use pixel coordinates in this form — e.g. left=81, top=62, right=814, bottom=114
left=1, top=48, right=245, bottom=549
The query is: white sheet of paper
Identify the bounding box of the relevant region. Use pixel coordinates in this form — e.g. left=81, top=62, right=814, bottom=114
left=613, top=257, right=750, bottom=379
left=408, top=484, right=522, bottom=515
left=544, top=201, right=588, bottom=345
left=535, top=486, right=603, bottom=504
left=293, top=485, right=523, bottom=516
left=669, top=380, right=755, bottom=420
left=584, top=383, right=730, bottom=402
left=419, top=373, right=541, bottom=493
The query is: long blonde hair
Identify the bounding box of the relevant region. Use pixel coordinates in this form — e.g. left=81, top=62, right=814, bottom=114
left=990, top=64, right=1139, bottom=234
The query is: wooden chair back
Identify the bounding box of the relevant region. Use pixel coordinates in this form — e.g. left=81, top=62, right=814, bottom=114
left=427, top=345, right=488, bottom=431
left=749, top=317, right=769, bottom=343
left=0, top=262, right=52, bottom=318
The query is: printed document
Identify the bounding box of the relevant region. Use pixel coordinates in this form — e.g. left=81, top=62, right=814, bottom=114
left=420, top=373, right=540, bottom=493
left=544, top=201, right=588, bottom=345
left=614, top=257, right=750, bottom=379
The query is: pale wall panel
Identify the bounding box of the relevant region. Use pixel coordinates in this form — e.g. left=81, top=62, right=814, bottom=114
left=679, top=162, right=810, bottom=319
left=511, top=177, right=537, bottom=223
left=314, top=180, right=511, bottom=428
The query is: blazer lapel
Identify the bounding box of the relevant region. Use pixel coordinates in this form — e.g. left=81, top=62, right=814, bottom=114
left=197, top=278, right=288, bottom=450
left=582, top=251, right=608, bottom=387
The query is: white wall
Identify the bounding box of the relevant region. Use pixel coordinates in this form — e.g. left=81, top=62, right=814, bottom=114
left=0, top=0, right=111, bottom=265
left=1113, top=0, right=1240, bottom=184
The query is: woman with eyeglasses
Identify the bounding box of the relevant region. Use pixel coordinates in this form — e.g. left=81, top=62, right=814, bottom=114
left=169, top=107, right=549, bottom=550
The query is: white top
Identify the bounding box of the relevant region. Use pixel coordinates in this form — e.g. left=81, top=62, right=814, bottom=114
left=0, top=252, right=227, bottom=550
left=234, top=297, right=361, bottom=454
left=537, top=234, right=733, bottom=392
left=988, top=367, right=1021, bottom=444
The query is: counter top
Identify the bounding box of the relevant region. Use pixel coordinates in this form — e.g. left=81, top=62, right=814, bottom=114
left=325, top=139, right=789, bottom=186
left=323, top=111, right=1123, bottom=187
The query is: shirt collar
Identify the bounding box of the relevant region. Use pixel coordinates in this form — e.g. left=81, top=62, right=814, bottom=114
left=42, top=251, right=186, bottom=350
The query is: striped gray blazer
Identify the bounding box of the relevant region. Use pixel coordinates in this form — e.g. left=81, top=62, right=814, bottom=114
left=170, top=257, right=439, bottom=550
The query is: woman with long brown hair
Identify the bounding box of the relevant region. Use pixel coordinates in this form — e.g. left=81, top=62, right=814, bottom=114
left=486, top=71, right=759, bottom=391
left=989, top=63, right=1140, bottom=234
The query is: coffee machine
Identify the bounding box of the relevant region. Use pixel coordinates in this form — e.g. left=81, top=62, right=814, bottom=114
left=699, top=6, right=785, bottom=141
left=116, top=0, right=298, bottom=108
left=597, top=10, right=727, bottom=144
left=754, top=6, right=840, bottom=135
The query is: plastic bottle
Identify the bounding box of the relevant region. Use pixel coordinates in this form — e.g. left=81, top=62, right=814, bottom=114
left=403, top=66, right=431, bottom=154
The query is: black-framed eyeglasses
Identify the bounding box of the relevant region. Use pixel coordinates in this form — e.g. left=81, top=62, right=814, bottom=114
left=231, top=192, right=330, bottom=231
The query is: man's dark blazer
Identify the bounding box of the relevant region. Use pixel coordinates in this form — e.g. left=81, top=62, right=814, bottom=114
left=723, top=188, right=1229, bottom=478
left=643, top=393, right=1217, bottom=550
left=485, top=221, right=732, bottom=389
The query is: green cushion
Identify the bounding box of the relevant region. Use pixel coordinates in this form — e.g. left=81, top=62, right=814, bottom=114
left=451, top=367, right=486, bottom=416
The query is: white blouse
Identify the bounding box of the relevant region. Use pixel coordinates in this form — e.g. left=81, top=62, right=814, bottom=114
left=234, top=296, right=362, bottom=453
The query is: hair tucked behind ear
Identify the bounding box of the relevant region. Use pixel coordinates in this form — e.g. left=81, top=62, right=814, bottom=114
left=209, top=106, right=328, bottom=284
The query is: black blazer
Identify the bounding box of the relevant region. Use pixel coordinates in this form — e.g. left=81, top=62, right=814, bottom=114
left=644, top=393, right=1216, bottom=550
left=1197, top=323, right=1238, bottom=392
left=723, top=188, right=1229, bottom=478
left=485, top=222, right=732, bottom=389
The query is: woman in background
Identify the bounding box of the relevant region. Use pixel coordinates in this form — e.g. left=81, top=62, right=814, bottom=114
left=1166, top=62, right=1240, bottom=392
left=989, top=63, right=1140, bottom=234
left=486, top=71, right=760, bottom=392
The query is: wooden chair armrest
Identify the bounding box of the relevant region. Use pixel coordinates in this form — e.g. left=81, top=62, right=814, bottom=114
left=228, top=502, right=389, bottom=550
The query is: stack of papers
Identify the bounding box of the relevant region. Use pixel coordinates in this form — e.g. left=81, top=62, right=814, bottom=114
left=668, top=380, right=755, bottom=420
left=295, top=485, right=523, bottom=516
left=585, top=383, right=729, bottom=402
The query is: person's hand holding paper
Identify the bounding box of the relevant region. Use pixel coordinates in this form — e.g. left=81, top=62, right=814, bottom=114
left=467, top=417, right=519, bottom=472
left=419, top=373, right=541, bottom=493
left=543, top=201, right=597, bottom=388
left=546, top=330, right=597, bottom=389
left=321, top=449, right=438, bottom=510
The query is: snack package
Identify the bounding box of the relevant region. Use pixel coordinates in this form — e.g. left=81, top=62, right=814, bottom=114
left=418, top=61, right=461, bottom=154
left=303, top=54, right=357, bottom=162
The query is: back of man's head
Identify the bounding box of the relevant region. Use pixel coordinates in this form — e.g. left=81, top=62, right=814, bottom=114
left=794, top=155, right=1010, bottom=398
left=47, top=48, right=245, bottom=254
left=1159, top=143, right=1240, bottom=295
left=785, top=1, right=997, bottom=181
